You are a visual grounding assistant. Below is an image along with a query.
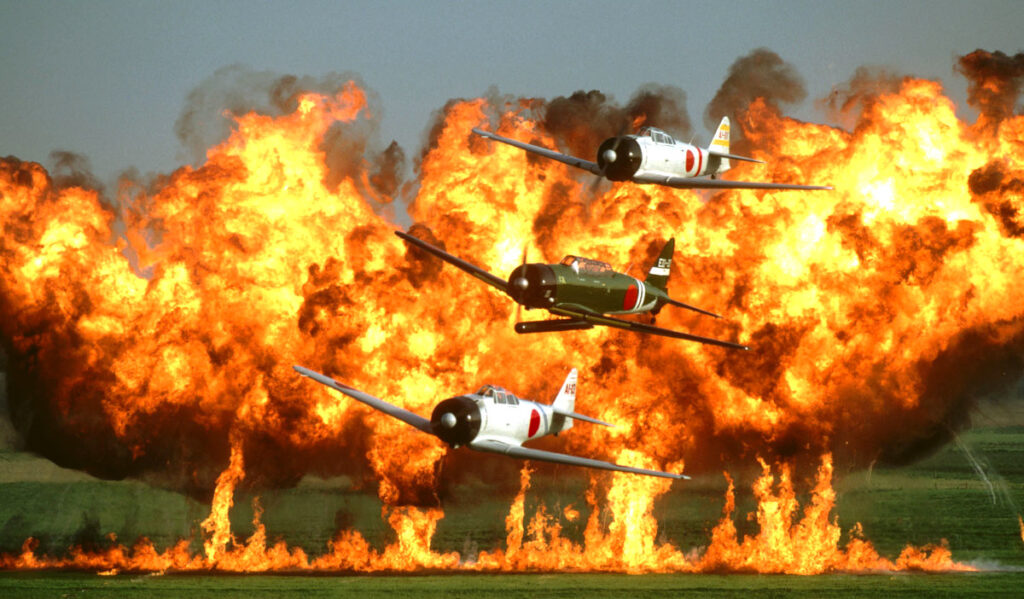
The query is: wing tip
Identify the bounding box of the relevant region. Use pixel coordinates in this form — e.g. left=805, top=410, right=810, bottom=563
left=716, top=340, right=751, bottom=351
left=652, top=469, right=689, bottom=480
left=395, top=229, right=427, bottom=247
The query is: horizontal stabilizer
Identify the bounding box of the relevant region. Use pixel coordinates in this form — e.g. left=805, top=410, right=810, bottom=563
left=551, top=408, right=613, bottom=428
left=707, top=150, right=764, bottom=164
left=666, top=298, right=721, bottom=319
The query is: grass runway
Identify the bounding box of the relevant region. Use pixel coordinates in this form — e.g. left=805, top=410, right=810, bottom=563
left=1, top=571, right=1023, bottom=598
left=0, top=402, right=1022, bottom=596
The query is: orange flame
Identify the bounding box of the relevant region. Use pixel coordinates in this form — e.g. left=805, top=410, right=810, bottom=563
left=0, top=454, right=974, bottom=573
left=200, top=436, right=245, bottom=564
left=2, top=53, right=1021, bottom=573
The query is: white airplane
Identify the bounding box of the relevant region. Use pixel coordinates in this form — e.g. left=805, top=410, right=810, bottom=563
left=472, top=117, right=832, bottom=191
left=293, top=365, right=688, bottom=480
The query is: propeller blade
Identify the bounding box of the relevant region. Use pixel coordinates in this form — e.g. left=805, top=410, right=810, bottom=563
left=590, top=121, right=631, bottom=195
left=515, top=243, right=527, bottom=322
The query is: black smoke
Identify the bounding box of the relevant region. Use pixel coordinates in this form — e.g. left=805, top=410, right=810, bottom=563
left=705, top=48, right=806, bottom=153
left=956, top=49, right=1024, bottom=129
left=542, top=85, right=691, bottom=160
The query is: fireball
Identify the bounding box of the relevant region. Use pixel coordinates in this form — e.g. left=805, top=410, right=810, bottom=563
left=3, top=49, right=1022, bottom=573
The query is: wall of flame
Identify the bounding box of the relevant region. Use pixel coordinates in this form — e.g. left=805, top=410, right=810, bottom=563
left=1, top=50, right=1021, bottom=573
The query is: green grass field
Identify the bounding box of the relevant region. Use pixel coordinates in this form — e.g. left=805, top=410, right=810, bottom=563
left=1, top=402, right=1022, bottom=596
left=1, top=571, right=1023, bottom=599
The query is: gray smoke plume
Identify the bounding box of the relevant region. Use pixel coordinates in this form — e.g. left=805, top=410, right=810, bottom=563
left=956, top=49, right=1024, bottom=129
left=705, top=48, right=806, bottom=152
left=174, top=64, right=406, bottom=203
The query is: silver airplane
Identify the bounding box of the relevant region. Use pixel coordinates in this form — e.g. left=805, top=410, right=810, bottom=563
left=472, top=117, right=831, bottom=191
left=294, top=365, right=688, bottom=480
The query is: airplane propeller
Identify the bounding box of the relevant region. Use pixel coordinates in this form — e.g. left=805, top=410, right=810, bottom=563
left=590, top=122, right=630, bottom=195
left=511, top=244, right=529, bottom=322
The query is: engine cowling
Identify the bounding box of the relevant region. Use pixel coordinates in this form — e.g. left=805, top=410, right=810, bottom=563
left=506, top=264, right=556, bottom=308
left=430, top=396, right=482, bottom=447
left=596, top=137, right=642, bottom=181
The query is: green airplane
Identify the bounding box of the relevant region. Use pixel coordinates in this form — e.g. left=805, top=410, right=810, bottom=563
left=395, top=231, right=749, bottom=350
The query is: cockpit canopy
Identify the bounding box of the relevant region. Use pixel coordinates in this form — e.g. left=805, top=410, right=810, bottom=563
left=560, top=255, right=614, bottom=276
left=475, top=384, right=521, bottom=405
left=637, top=126, right=675, bottom=145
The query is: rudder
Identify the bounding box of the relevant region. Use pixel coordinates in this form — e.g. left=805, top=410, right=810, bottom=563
left=644, top=238, right=675, bottom=291
left=708, top=117, right=731, bottom=174
left=551, top=368, right=577, bottom=433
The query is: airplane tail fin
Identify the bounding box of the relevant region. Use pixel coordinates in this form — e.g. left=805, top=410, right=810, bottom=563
left=708, top=117, right=731, bottom=174
left=706, top=117, right=763, bottom=173
left=645, top=238, right=723, bottom=319
left=644, top=238, right=675, bottom=291
left=550, top=368, right=578, bottom=433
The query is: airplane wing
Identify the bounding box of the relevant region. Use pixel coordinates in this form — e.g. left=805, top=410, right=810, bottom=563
left=395, top=230, right=508, bottom=294
left=549, top=306, right=750, bottom=350
left=659, top=175, right=832, bottom=191
left=293, top=365, right=434, bottom=434
left=470, top=439, right=689, bottom=480
left=472, top=128, right=602, bottom=176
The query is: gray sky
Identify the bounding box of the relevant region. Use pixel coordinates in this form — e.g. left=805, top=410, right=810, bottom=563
left=1, top=0, right=1020, bottom=183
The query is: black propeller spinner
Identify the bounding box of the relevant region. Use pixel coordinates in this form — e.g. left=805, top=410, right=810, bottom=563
left=596, top=136, right=642, bottom=181
left=506, top=262, right=556, bottom=309
left=430, top=396, right=481, bottom=447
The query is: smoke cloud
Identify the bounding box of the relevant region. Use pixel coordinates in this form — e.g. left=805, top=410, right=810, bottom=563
left=956, top=49, right=1024, bottom=131
left=47, top=151, right=106, bottom=196
left=819, top=66, right=906, bottom=128
left=542, top=85, right=692, bottom=160
left=705, top=48, right=806, bottom=153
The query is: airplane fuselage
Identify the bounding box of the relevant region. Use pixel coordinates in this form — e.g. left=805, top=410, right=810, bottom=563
left=507, top=258, right=667, bottom=316
left=430, top=386, right=569, bottom=449
left=597, top=127, right=727, bottom=183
